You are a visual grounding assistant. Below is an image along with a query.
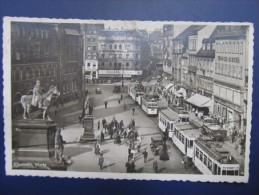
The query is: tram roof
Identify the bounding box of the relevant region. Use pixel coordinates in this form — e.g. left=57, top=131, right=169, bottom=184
left=175, top=123, right=201, bottom=138
left=195, top=137, right=239, bottom=165
left=160, top=109, right=179, bottom=121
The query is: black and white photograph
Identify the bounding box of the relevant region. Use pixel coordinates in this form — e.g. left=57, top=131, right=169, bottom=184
left=3, top=17, right=253, bottom=183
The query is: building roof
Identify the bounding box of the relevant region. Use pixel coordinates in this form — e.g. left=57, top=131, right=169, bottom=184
left=185, top=94, right=213, bottom=108
left=173, top=25, right=205, bottom=41
left=196, top=49, right=215, bottom=58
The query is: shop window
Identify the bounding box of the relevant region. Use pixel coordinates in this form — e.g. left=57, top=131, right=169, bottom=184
left=196, top=148, right=200, bottom=158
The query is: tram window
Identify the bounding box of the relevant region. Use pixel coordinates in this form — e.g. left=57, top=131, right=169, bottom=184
left=181, top=135, right=184, bottom=143
left=196, top=148, right=200, bottom=157
left=199, top=151, right=203, bottom=161
left=227, top=170, right=235, bottom=176
left=171, top=123, right=173, bottom=130
left=218, top=167, right=221, bottom=175
left=235, top=170, right=239, bottom=176
left=189, top=140, right=193, bottom=148
left=222, top=170, right=227, bottom=175
left=208, top=159, right=212, bottom=171
left=182, top=117, right=189, bottom=122
left=204, top=155, right=208, bottom=166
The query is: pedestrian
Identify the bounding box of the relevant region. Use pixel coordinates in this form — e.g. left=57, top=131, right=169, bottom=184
left=131, top=119, right=135, bottom=130
left=101, top=130, right=104, bottom=142
left=97, top=120, right=100, bottom=130
left=102, top=118, right=106, bottom=129
left=98, top=154, right=104, bottom=170
left=182, top=154, right=188, bottom=169
left=195, top=109, right=198, bottom=117
left=118, top=99, right=121, bottom=104
left=142, top=149, right=148, bottom=163
left=132, top=107, right=135, bottom=115
left=105, top=101, right=108, bottom=109
left=153, top=158, right=158, bottom=173
left=121, top=94, right=123, bottom=100
left=124, top=103, right=126, bottom=111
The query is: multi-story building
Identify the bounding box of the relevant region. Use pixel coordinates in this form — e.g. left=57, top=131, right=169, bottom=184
left=171, top=25, right=201, bottom=88
left=149, top=29, right=163, bottom=68
left=213, top=26, right=248, bottom=133
left=163, top=24, right=174, bottom=76
left=183, top=25, right=216, bottom=98
left=98, top=29, right=142, bottom=79
left=83, top=24, right=104, bottom=81
left=57, top=24, right=83, bottom=103
left=11, top=22, right=59, bottom=115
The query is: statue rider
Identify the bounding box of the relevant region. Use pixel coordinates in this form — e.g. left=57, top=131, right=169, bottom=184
left=31, top=79, right=43, bottom=108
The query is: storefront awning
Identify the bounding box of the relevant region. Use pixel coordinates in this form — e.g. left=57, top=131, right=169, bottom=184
left=165, top=83, right=174, bottom=90
left=185, top=94, right=212, bottom=107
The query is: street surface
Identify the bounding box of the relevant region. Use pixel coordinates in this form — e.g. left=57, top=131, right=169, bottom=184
left=58, top=82, right=200, bottom=174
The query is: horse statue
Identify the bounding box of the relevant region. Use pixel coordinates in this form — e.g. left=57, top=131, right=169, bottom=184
left=20, top=85, right=60, bottom=120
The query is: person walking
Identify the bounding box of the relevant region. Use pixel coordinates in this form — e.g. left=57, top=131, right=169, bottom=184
left=97, top=120, right=100, bottom=130
left=118, top=99, right=121, bottom=104
left=102, top=118, right=106, bottom=129
left=101, top=130, right=104, bottom=142
left=98, top=154, right=104, bottom=170
left=153, top=158, right=158, bottom=173
left=121, top=94, right=123, bottom=100
left=142, top=149, right=148, bottom=163
left=132, top=107, right=135, bottom=115
left=105, top=101, right=108, bottom=109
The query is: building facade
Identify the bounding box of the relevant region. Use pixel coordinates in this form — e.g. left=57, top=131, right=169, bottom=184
left=83, top=24, right=104, bottom=81
left=98, top=30, right=142, bottom=78
left=213, top=26, right=249, bottom=133
left=11, top=22, right=59, bottom=115
left=163, top=24, right=174, bottom=76
left=56, top=24, right=83, bottom=103
left=149, top=29, right=163, bottom=68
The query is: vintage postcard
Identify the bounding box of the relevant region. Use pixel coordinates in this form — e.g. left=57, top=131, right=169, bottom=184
left=3, top=17, right=253, bottom=182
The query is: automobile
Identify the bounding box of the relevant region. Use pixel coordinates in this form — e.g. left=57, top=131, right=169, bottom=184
left=95, top=88, right=102, bottom=94
left=107, top=79, right=112, bottom=84
left=113, top=85, right=121, bottom=93
left=150, top=135, right=163, bottom=156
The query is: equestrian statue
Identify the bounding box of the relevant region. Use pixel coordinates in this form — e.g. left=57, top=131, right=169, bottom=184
left=20, top=79, right=60, bottom=120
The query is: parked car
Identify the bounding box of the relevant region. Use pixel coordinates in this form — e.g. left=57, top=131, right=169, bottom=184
left=150, top=135, right=163, bottom=156
left=107, top=79, right=112, bottom=84
left=113, top=86, right=121, bottom=93
left=95, top=88, right=102, bottom=94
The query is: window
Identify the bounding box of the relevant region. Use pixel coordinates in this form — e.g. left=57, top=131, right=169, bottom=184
left=114, top=44, right=117, bottom=49
left=119, top=44, right=122, bottom=49
left=207, top=43, right=210, bottom=50
left=109, top=62, right=112, bottom=67
left=212, top=43, right=215, bottom=50
left=119, top=54, right=122, bottom=59
left=101, top=62, right=105, bottom=67
left=240, top=42, right=243, bottom=54
left=189, top=140, right=193, bottom=148
left=87, top=46, right=91, bottom=51
left=196, top=148, right=200, bottom=158
left=199, top=151, right=203, bottom=161
left=126, top=54, right=129, bottom=59
left=93, top=46, right=96, bottom=51
left=102, top=53, right=105, bottom=58
left=204, top=155, right=208, bottom=166
left=93, top=38, right=96, bottom=42
left=109, top=44, right=112, bottom=50
left=87, top=38, right=91, bottom=42
left=87, top=63, right=91, bottom=67
left=202, top=44, right=205, bottom=50
left=208, top=159, right=212, bottom=170
left=126, top=62, right=129, bottom=67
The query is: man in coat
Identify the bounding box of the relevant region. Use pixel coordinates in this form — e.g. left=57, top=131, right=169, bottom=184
left=99, top=154, right=104, bottom=170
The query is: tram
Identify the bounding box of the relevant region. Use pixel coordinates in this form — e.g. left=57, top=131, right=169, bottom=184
left=141, top=96, right=158, bottom=116
left=193, top=136, right=240, bottom=175
left=158, top=109, right=178, bottom=138
left=128, top=84, right=144, bottom=105
left=173, top=122, right=201, bottom=158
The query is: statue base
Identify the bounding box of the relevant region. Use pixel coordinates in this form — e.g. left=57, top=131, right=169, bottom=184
left=79, top=115, right=96, bottom=143
left=12, top=119, right=67, bottom=170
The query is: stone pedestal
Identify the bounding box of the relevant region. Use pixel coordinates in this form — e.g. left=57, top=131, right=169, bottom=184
left=12, top=119, right=66, bottom=170
left=80, top=115, right=96, bottom=143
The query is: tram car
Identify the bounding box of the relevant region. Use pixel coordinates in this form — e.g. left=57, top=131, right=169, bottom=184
left=172, top=122, right=201, bottom=158
left=128, top=84, right=144, bottom=105
left=158, top=109, right=178, bottom=138
left=193, top=136, right=240, bottom=176
left=141, top=96, right=158, bottom=116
